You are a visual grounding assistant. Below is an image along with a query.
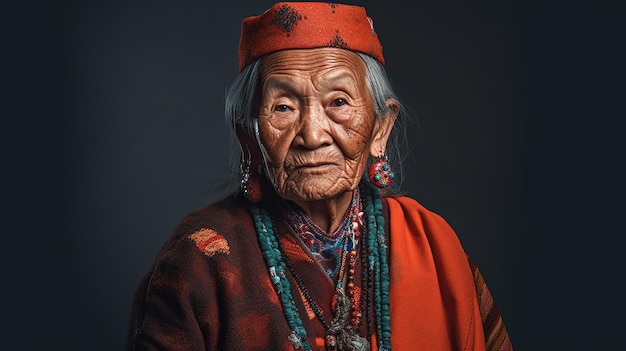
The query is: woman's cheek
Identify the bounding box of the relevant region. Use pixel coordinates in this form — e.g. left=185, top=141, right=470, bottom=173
left=330, top=108, right=375, bottom=154
left=258, top=123, right=289, bottom=166
left=339, top=128, right=371, bottom=160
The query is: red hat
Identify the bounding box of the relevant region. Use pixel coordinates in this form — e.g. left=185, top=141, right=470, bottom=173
left=238, top=2, right=384, bottom=72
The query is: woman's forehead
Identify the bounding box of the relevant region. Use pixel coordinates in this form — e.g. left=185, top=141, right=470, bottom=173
left=260, top=48, right=366, bottom=83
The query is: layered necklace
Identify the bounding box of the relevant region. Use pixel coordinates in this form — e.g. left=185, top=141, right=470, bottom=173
left=249, top=181, right=391, bottom=351
left=283, top=188, right=361, bottom=281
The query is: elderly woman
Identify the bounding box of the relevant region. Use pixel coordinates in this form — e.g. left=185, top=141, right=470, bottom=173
left=127, top=2, right=512, bottom=351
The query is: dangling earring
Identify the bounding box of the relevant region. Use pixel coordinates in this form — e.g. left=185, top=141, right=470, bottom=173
left=368, top=152, right=394, bottom=188
left=240, top=148, right=263, bottom=203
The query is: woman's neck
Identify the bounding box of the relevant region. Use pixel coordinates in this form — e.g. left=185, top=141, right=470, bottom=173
left=291, top=190, right=354, bottom=233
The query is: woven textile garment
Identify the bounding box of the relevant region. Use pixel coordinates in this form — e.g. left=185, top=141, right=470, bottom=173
left=127, top=194, right=512, bottom=350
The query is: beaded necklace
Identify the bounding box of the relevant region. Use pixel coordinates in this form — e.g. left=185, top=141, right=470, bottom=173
left=249, top=181, right=391, bottom=351
left=277, top=220, right=365, bottom=351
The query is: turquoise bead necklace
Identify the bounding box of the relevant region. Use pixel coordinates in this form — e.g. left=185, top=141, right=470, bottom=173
left=249, top=180, right=391, bottom=351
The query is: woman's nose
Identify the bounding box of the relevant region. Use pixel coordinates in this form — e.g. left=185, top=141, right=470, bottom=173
left=293, top=105, right=333, bottom=149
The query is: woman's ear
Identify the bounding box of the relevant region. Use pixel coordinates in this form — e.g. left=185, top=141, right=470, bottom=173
left=369, top=98, right=400, bottom=157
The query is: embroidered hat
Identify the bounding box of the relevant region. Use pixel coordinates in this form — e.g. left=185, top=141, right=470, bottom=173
left=238, top=2, right=384, bottom=71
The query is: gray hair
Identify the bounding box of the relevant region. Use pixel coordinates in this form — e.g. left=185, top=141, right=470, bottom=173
left=221, top=52, right=410, bottom=196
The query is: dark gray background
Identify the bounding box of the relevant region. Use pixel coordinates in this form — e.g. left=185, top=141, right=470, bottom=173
left=9, top=0, right=625, bottom=350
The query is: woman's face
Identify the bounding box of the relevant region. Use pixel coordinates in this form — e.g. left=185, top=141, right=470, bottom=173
left=256, top=48, right=391, bottom=202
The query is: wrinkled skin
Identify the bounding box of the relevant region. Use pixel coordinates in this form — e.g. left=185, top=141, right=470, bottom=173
left=255, top=48, right=398, bottom=232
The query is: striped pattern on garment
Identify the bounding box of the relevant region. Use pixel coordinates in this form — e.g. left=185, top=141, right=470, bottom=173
left=468, top=256, right=514, bottom=351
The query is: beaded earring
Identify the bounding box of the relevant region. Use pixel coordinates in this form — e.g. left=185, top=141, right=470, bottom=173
left=240, top=151, right=263, bottom=203
left=236, top=120, right=264, bottom=203
left=368, top=152, right=394, bottom=188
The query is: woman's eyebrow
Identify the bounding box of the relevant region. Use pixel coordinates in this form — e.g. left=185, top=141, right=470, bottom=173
left=263, top=77, right=299, bottom=90
left=263, top=76, right=301, bottom=94
left=319, top=68, right=357, bottom=83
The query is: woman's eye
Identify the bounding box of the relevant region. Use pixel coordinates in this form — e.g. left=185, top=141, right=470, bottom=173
left=331, top=98, right=347, bottom=107
left=275, top=105, right=290, bottom=112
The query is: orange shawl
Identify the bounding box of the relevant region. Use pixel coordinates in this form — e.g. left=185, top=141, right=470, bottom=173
left=386, top=196, right=487, bottom=350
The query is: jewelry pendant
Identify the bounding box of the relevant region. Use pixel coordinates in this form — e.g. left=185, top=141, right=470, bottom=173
left=325, top=334, right=338, bottom=351
left=350, top=334, right=370, bottom=351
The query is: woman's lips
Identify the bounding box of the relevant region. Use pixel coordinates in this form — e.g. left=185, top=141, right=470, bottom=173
left=289, top=162, right=337, bottom=173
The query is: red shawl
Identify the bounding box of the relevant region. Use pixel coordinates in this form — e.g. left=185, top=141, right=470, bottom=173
left=386, top=196, right=511, bottom=350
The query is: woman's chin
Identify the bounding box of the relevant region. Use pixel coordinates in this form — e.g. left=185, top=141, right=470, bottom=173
left=276, top=178, right=356, bottom=203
